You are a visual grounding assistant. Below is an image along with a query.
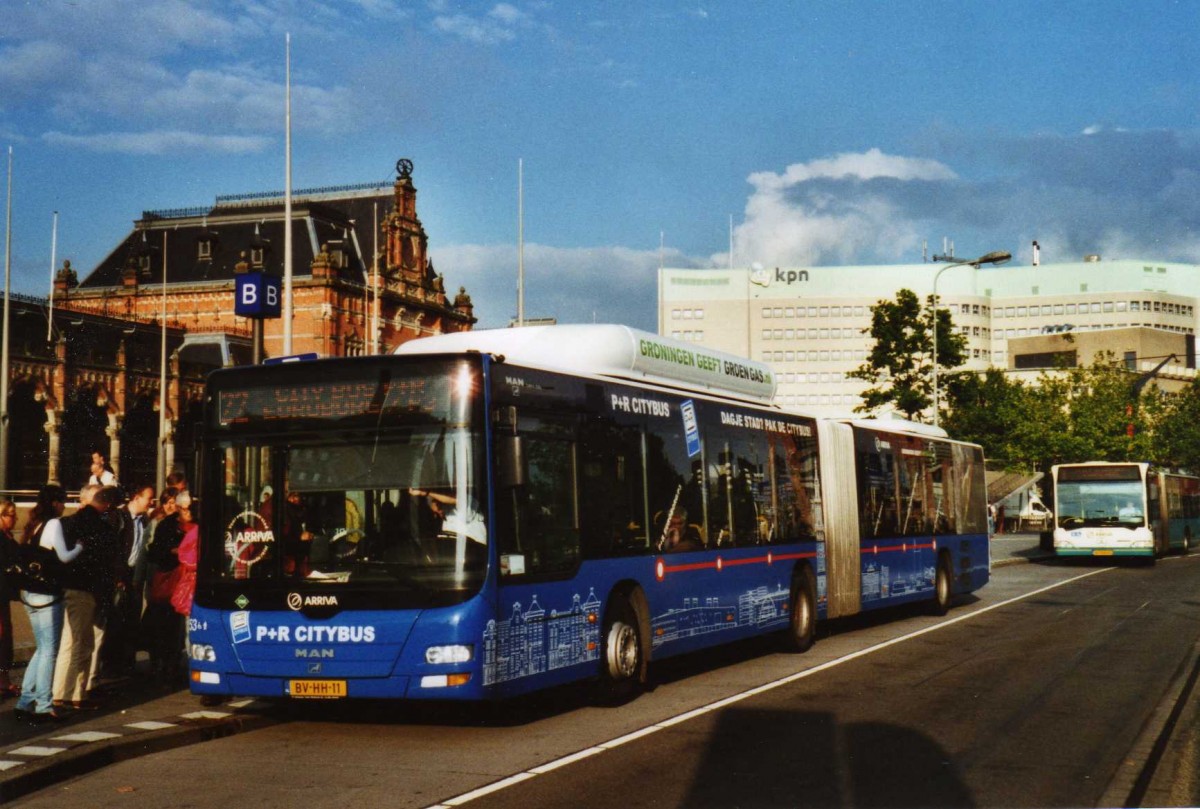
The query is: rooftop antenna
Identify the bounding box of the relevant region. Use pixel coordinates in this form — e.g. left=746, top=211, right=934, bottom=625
left=729, top=214, right=734, bottom=271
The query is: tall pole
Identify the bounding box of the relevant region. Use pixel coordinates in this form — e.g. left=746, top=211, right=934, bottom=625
left=657, top=230, right=664, bottom=334
left=931, top=261, right=966, bottom=428
left=0, top=147, right=12, bottom=490
left=517, top=158, right=524, bottom=327
left=46, top=211, right=57, bottom=341
left=372, top=201, right=380, bottom=354
left=282, top=32, right=294, bottom=355
left=157, top=231, right=168, bottom=493
left=931, top=250, right=1011, bottom=427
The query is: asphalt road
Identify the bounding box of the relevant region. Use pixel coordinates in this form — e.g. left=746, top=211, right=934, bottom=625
left=11, top=552, right=1200, bottom=809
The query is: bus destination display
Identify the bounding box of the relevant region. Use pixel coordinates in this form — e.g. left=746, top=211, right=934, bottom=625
left=218, top=376, right=445, bottom=425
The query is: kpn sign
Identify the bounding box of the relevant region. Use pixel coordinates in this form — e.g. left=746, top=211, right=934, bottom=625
left=235, top=272, right=282, bottom=319
left=749, top=267, right=810, bottom=287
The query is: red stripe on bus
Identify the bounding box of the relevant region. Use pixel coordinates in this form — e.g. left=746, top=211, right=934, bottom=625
left=868, top=542, right=936, bottom=553
left=659, top=550, right=819, bottom=576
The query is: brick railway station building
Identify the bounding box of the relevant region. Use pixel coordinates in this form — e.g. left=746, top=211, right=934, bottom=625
left=3, top=160, right=475, bottom=491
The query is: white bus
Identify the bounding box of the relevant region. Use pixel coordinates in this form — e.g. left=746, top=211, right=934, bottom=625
left=1050, top=462, right=1200, bottom=560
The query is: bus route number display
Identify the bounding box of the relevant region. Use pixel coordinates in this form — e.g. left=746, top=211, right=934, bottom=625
left=218, top=377, right=442, bottom=425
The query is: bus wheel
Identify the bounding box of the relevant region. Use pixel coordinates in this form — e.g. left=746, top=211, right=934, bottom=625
left=599, top=596, right=645, bottom=702
left=930, top=555, right=952, bottom=616
left=785, top=567, right=816, bottom=653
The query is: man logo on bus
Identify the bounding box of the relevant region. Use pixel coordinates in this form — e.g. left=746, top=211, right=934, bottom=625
left=225, top=510, right=274, bottom=579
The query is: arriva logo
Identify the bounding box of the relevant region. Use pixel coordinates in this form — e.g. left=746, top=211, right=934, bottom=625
left=287, top=593, right=339, bottom=611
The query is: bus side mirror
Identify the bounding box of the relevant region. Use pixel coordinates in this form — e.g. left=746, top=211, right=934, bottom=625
left=497, top=435, right=525, bottom=489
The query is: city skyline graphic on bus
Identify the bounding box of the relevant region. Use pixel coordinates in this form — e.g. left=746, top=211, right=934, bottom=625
left=861, top=561, right=937, bottom=602
left=649, top=583, right=791, bottom=648
left=482, top=590, right=603, bottom=686
left=482, top=582, right=802, bottom=686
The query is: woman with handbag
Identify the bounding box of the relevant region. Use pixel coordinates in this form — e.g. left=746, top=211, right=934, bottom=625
left=13, top=485, right=80, bottom=723
left=0, top=500, right=21, bottom=698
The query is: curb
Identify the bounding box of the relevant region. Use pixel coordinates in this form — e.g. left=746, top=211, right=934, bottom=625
left=1099, top=640, right=1200, bottom=808
left=0, top=701, right=277, bottom=804
left=992, top=554, right=1052, bottom=568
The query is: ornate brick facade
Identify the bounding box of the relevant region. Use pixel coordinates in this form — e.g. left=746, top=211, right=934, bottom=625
left=3, top=161, right=475, bottom=490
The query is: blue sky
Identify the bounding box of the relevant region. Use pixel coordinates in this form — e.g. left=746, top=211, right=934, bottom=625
left=2, top=0, right=1199, bottom=330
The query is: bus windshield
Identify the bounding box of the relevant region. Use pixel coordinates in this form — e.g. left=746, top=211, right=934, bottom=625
left=201, top=360, right=486, bottom=596
left=1056, top=473, right=1146, bottom=529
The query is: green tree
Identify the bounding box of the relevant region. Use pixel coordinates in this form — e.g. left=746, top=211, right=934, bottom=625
left=940, top=368, right=1027, bottom=465
left=978, top=354, right=1165, bottom=474
left=849, top=288, right=966, bottom=421
left=1155, top=378, right=1200, bottom=471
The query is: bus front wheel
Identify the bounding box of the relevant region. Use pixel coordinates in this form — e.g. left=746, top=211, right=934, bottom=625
left=598, top=594, right=647, bottom=703
left=785, top=566, right=817, bottom=653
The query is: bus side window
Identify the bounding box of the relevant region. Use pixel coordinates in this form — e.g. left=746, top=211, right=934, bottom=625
left=705, top=436, right=768, bottom=546
left=772, top=430, right=820, bottom=543
left=857, top=438, right=898, bottom=540
left=496, top=417, right=581, bottom=579
left=644, top=422, right=705, bottom=550
left=580, top=420, right=648, bottom=557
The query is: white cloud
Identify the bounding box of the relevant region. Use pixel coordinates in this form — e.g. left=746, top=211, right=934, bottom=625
left=746, top=148, right=956, bottom=193
left=433, top=2, right=537, bottom=44
left=0, top=41, right=76, bottom=97
left=433, top=13, right=517, bottom=43
left=727, top=149, right=955, bottom=267
left=489, top=4, right=527, bottom=25
left=0, top=3, right=356, bottom=146
left=42, top=130, right=271, bottom=155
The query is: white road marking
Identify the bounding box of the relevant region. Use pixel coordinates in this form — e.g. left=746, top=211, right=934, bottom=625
left=7, top=746, right=67, bottom=757
left=422, top=567, right=1114, bottom=809
left=125, top=721, right=178, bottom=731
left=50, top=731, right=122, bottom=743
left=180, top=711, right=232, bottom=720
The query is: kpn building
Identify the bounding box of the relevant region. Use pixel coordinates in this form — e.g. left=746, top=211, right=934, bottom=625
left=659, top=255, right=1199, bottom=414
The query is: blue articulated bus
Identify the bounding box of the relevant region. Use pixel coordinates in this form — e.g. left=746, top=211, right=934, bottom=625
left=187, top=325, right=989, bottom=701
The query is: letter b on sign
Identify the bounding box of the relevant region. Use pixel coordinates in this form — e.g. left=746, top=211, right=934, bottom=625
left=235, top=272, right=282, bottom=319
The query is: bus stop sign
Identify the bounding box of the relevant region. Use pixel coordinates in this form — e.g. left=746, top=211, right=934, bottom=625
left=235, top=272, right=282, bottom=318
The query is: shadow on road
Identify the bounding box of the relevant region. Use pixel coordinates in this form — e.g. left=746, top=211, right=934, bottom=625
left=681, top=707, right=975, bottom=809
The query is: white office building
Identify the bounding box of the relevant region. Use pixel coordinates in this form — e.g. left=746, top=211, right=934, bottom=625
left=658, top=256, right=1199, bottom=413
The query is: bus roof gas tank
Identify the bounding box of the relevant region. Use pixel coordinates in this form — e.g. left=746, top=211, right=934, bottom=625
left=394, top=324, right=777, bottom=402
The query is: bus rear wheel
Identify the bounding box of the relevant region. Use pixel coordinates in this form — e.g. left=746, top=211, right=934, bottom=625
left=785, top=567, right=816, bottom=653
left=930, top=555, right=952, bottom=616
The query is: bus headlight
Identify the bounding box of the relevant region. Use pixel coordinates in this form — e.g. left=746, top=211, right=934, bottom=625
left=425, top=644, right=473, bottom=665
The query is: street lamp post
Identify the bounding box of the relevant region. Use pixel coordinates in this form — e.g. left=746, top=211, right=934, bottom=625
left=931, top=250, right=1011, bottom=427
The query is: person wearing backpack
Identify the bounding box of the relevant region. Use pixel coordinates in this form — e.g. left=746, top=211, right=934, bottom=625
left=52, top=484, right=119, bottom=711
left=13, top=485, right=80, bottom=723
